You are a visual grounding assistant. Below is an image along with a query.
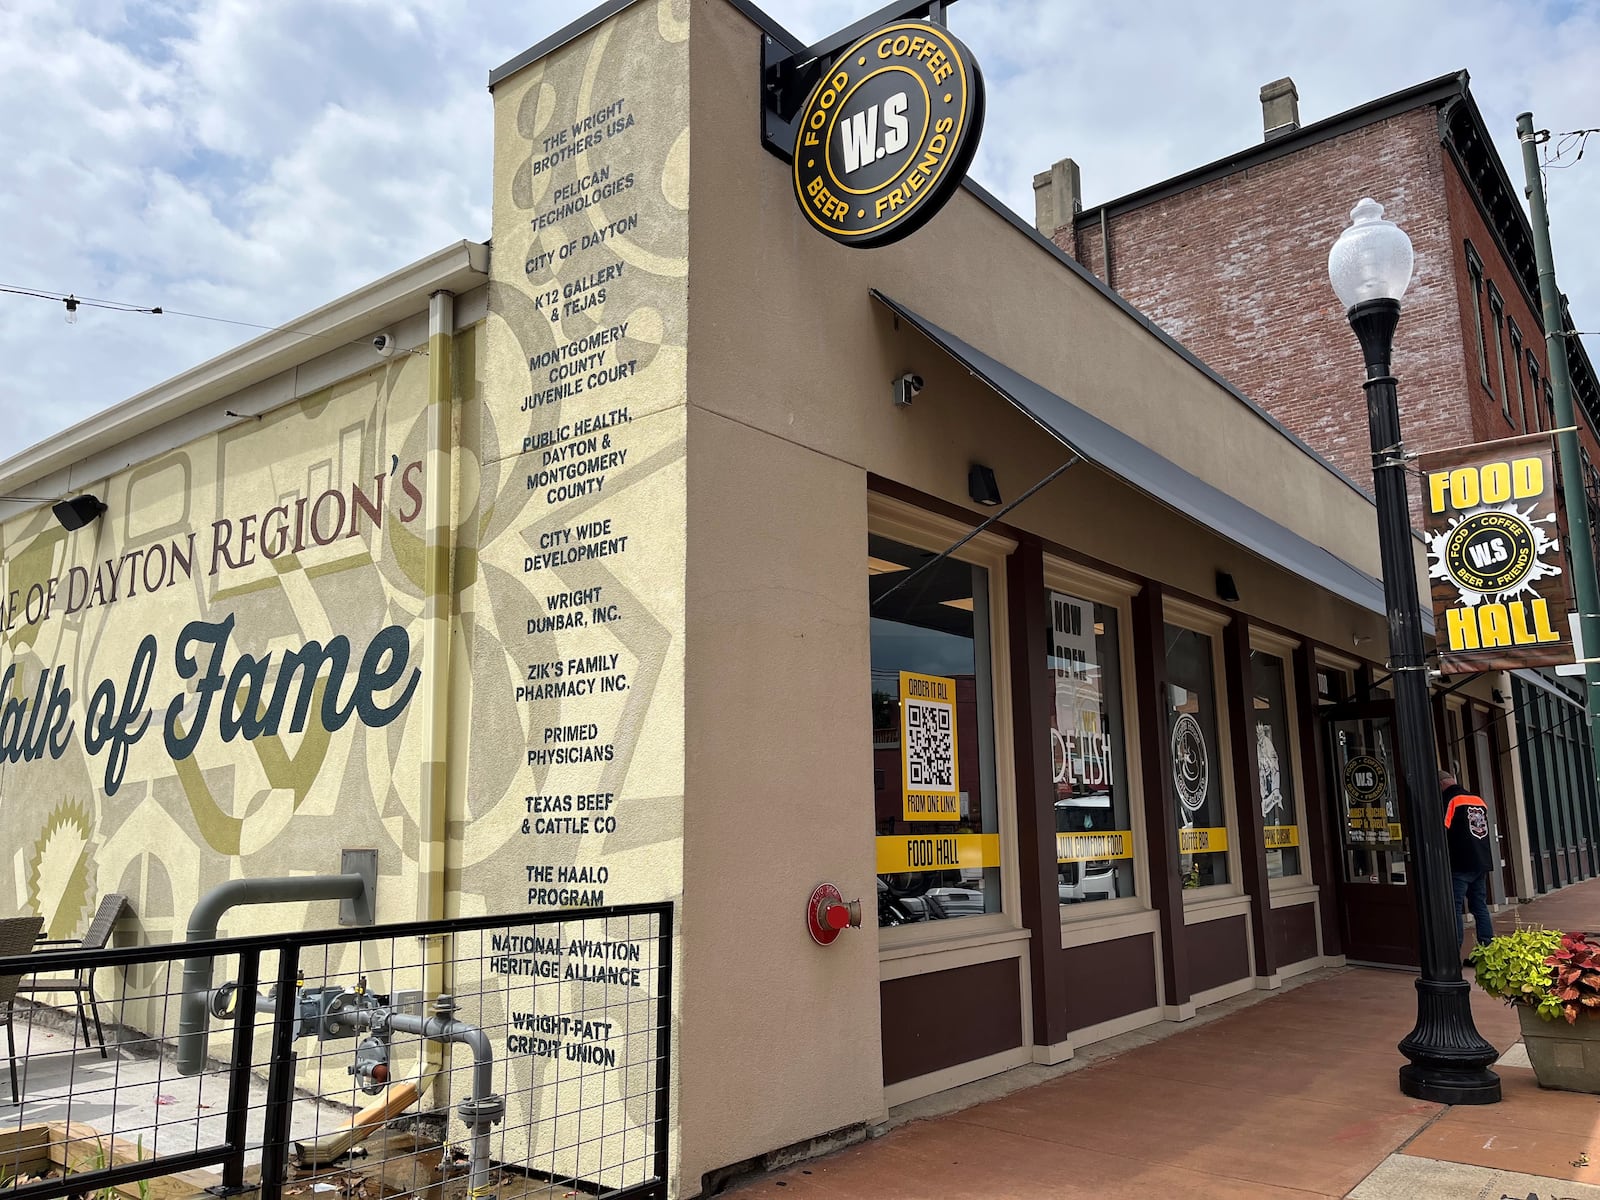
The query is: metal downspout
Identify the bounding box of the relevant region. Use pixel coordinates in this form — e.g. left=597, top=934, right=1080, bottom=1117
left=301, top=291, right=459, bottom=1164
left=417, top=288, right=458, bottom=1085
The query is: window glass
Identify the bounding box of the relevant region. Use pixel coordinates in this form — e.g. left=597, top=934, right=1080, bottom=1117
left=1529, top=358, right=1543, bottom=430
left=1164, top=624, right=1229, bottom=888
left=1047, top=590, right=1133, bottom=908
left=1488, top=286, right=1509, bottom=418
left=1509, top=322, right=1527, bottom=430
left=869, top=533, right=1000, bottom=928
left=1465, top=244, right=1489, bottom=388
left=1250, top=650, right=1301, bottom=878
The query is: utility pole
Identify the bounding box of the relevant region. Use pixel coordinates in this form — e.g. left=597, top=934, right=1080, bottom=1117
left=1517, top=111, right=1600, bottom=802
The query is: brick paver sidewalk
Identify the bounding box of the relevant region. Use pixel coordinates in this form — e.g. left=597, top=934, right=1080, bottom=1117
left=726, top=879, right=1600, bottom=1199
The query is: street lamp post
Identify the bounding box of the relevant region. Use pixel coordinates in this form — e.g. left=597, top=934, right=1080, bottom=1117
left=1328, top=199, right=1501, bottom=1105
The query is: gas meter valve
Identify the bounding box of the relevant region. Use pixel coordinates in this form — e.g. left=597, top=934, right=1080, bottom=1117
left=350, top=1035, right=392, bottom=1095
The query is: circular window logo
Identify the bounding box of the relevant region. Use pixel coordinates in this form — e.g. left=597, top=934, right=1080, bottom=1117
left=792, top=21, right=984, bottom=248
left=1343, top=754, right=1388, bottom=804
left=1171, top=712, right=1208, bottom=813
left=1442, top=510, right=1537, bottom=596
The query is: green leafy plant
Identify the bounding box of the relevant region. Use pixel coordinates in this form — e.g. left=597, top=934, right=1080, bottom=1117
left=1471, top=927, right=1573, bottom=1022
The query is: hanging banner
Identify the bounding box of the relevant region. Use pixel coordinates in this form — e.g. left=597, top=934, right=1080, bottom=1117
left=1419, top=434, right=1573, bottom=674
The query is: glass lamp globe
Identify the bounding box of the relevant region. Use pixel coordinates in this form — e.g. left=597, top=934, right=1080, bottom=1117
left=1328, top=198, right=1414, bottom=309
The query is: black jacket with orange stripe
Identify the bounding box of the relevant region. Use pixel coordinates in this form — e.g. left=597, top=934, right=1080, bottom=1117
left=1443, top=783, right=1494, bottom=875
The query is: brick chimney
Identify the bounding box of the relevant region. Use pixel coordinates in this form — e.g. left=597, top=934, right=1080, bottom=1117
left=1032, top=157, right=1082, bottom=238
left=1260, top=77, right=1300, bottom=141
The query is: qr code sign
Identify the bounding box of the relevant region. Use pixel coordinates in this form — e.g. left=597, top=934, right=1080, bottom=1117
left=905, top=699, right=955, bottom=789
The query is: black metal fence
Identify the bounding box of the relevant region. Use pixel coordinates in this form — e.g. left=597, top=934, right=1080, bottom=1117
left=1, top=902, right=672, bottom=1200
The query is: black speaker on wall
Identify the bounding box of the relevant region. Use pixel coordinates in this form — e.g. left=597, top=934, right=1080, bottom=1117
left=53, top=494, right=106, bottom=531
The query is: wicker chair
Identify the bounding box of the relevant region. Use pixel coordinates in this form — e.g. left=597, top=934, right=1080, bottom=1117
left=17, top=894, right=127, bottom=1058
left=1, top=914, right=46, bottom=1104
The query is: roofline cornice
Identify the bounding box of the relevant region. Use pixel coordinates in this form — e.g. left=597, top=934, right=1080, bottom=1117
left=0, top=240, right=490, bottom=496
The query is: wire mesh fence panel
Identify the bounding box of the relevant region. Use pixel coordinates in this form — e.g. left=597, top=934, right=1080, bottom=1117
left=0, top=902, right=671, bottom=1200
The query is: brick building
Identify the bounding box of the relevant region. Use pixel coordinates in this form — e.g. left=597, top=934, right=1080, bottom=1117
left=1033, top=71, right=1600, bottom=905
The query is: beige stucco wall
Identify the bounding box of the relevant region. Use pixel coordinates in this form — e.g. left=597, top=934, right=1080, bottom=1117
left=472, top=0, right=690, bottom=1189
left=677, top=0, right=1406, bottom=1185
left=0, top=324, right=462, bottom=1046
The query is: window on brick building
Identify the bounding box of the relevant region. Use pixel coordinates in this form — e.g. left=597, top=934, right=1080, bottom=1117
left=1465, top=242, right=1491, bottom=391
left=1509, top=319, right=1527, bottom=430
left=1529, top=354, right=1543, bottom=431
left=1545, top=381, right=1556, bottom=429
left=1488, top=283, right=1510, bottom=421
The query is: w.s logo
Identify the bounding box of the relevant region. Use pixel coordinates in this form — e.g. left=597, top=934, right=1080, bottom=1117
left=839, top=94, right=910, bottom=174
left=1468, top=806, right=1489, bottom=840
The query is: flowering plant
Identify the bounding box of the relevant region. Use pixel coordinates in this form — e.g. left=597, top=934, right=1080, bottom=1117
left=1471, top=928, right=1600, bottom=1024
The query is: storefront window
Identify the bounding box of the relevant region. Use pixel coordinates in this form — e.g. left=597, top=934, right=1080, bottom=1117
left=1048, top=590, right=1133, bottom=907
left=1250, top=650, right=1301, bottom=878
left=1164, top=624, right=1229, bottom=889
left=869, top=533, right=1001, bottom=927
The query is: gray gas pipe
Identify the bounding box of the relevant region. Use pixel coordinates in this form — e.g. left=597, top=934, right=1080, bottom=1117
left=176, top=873, right=369, bottom=1075
left=177, top=876, right=504, bottom=1196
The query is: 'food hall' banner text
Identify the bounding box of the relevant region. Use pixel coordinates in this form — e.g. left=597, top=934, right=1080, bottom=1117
left=1420, top=434, right=1573, bottom=674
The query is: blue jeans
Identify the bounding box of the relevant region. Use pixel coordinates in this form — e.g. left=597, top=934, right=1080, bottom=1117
left=1452, top=870, right=1494, bottom=947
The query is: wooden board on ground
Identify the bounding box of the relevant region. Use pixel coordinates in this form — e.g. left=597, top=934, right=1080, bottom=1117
left=0, top=1122, right=220, bottom=1200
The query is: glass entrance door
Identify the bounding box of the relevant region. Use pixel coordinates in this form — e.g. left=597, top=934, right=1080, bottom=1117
left=1324, top=702, right=1419, bottom=966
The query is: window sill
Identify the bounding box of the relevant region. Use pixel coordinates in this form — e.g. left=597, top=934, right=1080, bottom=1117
left=1058, top=893, right=1146, bottom=924
left=1268, top=882, right=1319, bottom=909
left=1182, top=891, right=1251, bottom=925
left=1059, top=905, right=1159, bottom=948
left=878, top=919, right=1028, bottom=963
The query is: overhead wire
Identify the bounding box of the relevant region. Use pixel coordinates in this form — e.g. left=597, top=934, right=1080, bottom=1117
left=0, top=281, right=427, bottom=355
left=1540, top=127, right=1598, bottom=170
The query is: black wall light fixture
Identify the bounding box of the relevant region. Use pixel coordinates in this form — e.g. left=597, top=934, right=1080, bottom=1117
left=1215, top=570, right=1239, bottom=603
left=968, top=465, right=1001, bottom=507
left=52, top=494, right=107, bottom=532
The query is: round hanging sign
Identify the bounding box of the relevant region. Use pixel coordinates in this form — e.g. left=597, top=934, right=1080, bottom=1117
left=792, top=20, right=985, bottom=248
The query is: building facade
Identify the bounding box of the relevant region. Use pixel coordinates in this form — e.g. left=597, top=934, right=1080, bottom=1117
left=0, top=3, right=1522, bottom=1195
left=1035, top=71, right=1600, bottom=904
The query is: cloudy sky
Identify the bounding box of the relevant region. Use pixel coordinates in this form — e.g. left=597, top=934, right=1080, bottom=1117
left=2, top=0, right=1597, bottom=467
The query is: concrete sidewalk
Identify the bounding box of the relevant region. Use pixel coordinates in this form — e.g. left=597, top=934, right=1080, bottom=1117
left=726, top=881, right=1600, bottom=1199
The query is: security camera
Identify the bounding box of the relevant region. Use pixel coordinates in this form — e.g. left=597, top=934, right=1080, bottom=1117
left=373, top=332, right=396, bottom=358
left=893, top=372, right=924, bottom=408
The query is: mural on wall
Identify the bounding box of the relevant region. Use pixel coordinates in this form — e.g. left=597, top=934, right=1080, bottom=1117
left=0, top=356, right=438, bottom=963
left=463, top=0, right=689, bottom=1188
left=1, top=0, right=688, bottom=1184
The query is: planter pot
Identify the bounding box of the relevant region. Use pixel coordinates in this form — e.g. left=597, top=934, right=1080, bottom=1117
left=1518, top=1005, right=1600, bottom=1093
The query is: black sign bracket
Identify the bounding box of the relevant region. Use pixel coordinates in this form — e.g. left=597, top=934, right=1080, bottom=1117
left=761, top=0, right=960, bottom=162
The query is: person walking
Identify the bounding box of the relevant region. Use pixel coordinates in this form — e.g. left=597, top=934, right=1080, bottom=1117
left=1441, top=769, right=1494, bottom=964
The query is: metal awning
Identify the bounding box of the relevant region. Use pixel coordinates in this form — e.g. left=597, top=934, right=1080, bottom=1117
left=872, top=290, right=1403, bottom=624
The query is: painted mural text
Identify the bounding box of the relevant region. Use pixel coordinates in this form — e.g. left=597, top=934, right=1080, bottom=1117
left=209, top=465, right=424, bottom=574
left=0, top=613, right=419, bottom=796
left=527, top=96, right=630, bottom=179
left=1, top=466, right=425, bottom=636
left=524, top=212, right=639, bottom=276
left=2, top=536, right=196, bottom=631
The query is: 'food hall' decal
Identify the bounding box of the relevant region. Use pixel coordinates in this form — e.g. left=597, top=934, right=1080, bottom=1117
left=792, top=20, right=984, bottom=248
left=1419, top=435, right=1573, bottom=674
